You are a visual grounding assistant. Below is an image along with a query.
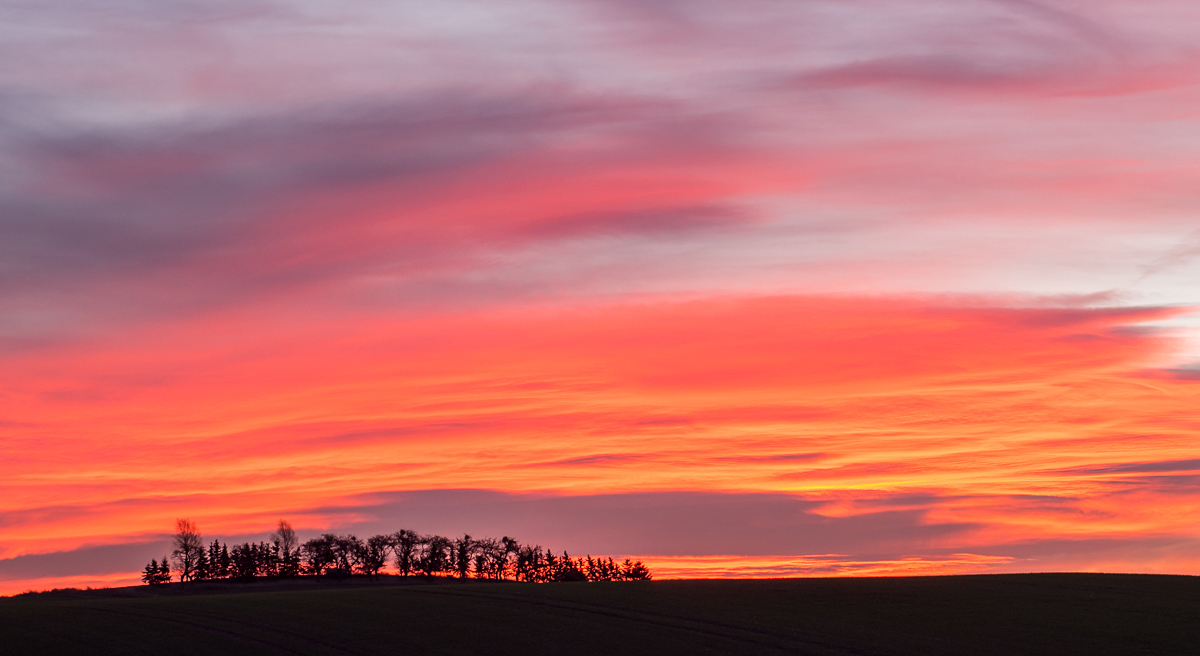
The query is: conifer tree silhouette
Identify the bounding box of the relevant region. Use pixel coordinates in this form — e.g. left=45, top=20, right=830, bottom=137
left=142, top=559, right=171, bottom=585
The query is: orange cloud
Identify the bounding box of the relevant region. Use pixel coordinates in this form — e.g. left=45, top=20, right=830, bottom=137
left=2, top=296, right=1197, bottom=585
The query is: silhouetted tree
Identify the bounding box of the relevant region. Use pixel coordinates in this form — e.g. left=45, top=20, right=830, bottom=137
left=301, top=534, right=338, bottom=575
left=557, top=552, right=588, bottom=582
left=141, top=559, right=156, bottom=585
left=472, top=537, right=500, bottom=579
left=273, top=520, right=301, bottom=577
left=229, top=542, right=258, bottom=579
left=473, top=537, right=518, bottom=580
left=172, top=518, right=204, bottom=582
left=328, top=534, right=362, bottom=576
left=193, top=545, right=211, bottom=581
left=142, top=558, right=171, bottom=585
left=501, top=537, right=519, bottom=579
left=621, top=559, right=652, bottom=580
left=392, top=529, right=419, bottom=577
left=266, top=541, right=282, bottom=577
left=599, top=557, right=619, bottom=581
left=417, top=534, right=452, bottom=576
left=584, top=556, right=609, bottom=581
left=452, top=534, right=475, bottom=579
left=359, top=535, right=391, bottom=577
left=205, top=540, right=227, bottom=579
left=515, top=544, right=544, bottom=582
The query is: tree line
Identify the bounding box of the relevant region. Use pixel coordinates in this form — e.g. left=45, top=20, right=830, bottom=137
left=144, top=519, right=651, bottom=585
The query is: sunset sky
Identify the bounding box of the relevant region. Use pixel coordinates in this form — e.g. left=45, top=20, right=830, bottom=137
left=3, top=0, right=1200, bottom=595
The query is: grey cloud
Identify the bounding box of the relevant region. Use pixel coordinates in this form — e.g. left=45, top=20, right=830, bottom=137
left=978, top=306, right=1168, bottom=329
left=716, top=453, right=825, bottom=464
left=0, top=540, right=171, bottom=583
left=520, top=204, right=753, bottom=240
left=0, top=489, right=974, bottom=587
left=1065, top=459, right=1200, bottom=475
left=798, top=56, right=1049, bottom=91
left=1139, top=230, right=1200, bottom=278
left=791, top=50, right=1156, bottom=98
left=530, top=454, right=647, bottom=468
left=327, top=489, right=977, bottom=556
left=0, top=90, right=744, bottom=342
left=11, top=488, right=1199, bottom=586
left=1104, top=474, right=1200, bottom=494
left=970, top=534, right=1200, bottom=566
left=1161, top=365, right=1200, bottom=381
left=0, top=0, right=1193, bottom=348
left=992, top=0, right=1128, bottom=54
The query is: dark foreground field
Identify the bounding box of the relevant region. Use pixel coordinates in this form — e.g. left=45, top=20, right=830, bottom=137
left=2, top=574, right=1198, bottom=655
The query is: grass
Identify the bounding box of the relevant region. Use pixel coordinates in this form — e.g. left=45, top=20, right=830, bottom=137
left=1, top=573, right=1197, bottom=655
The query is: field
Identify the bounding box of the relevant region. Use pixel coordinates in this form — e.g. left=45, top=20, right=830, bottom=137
left=2, top=574, right=1197, bottom=655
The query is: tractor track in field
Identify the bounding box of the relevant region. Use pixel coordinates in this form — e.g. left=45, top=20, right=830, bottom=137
left=78, top=603, right=361, bottom=656
left=415, top=586, right=871, bottom=656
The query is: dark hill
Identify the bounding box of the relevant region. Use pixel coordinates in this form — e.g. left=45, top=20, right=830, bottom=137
left=2, top=573, right=1197, bottom=655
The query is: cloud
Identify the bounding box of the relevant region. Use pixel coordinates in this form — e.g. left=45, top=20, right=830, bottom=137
left=1, top=0, right=1198, bottom=344
left=323, top=489, right=975, bottom=556
left=1068, top=459, right=1200, bottom=475
left=518, top=204, right=752, bottom=240
left=798, top=56, right=1052, bottom=92
left=3, top=0, right=1200, bottom=586
left=530, top=454, right=649, bottom=468
left=1161, top=366, right=1200, bottom=381
left=0, top=540, right=170, bottom=582
left=0, top=85, right=778, bottom=345
left=1, top=92, right=649, bottom=271
left=2, top=295, right=1194, bottom=568
left=10, top=486, right=1200, bottom=591
left=1139, top=230, right=1200, bottom=278
left=0, top=488, right=972, bottom=584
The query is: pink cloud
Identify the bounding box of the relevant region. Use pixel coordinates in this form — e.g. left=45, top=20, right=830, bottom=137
left=2, top=0, right=1200, bottom=589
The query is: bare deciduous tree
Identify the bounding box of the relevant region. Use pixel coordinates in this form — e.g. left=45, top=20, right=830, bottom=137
left=392, top=529, right=419, bottom=577
left=331, top=534, right=363, bottom=575
left=171, top=518, right=204, bottom=583
left=360, top=535, right=391, bottom=576
left=417, top=534, right=452, bottom=576
left=301, top=534, right=337, bottom=575
left=273, top=519, right=301, bottom=576
left=273, top=519, right=298, bottom=554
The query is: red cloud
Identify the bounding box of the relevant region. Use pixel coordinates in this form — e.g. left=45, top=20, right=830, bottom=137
left=1, top=295, right=1196, bottom=583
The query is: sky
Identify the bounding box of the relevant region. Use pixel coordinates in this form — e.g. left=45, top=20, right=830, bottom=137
left=2, top=0, right=1200, bottom=594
